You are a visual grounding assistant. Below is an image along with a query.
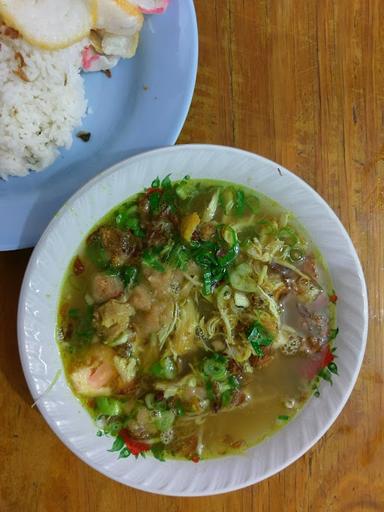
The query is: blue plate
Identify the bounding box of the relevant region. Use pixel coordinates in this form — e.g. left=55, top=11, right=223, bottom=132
left=0, top=0, right=198, bottom=250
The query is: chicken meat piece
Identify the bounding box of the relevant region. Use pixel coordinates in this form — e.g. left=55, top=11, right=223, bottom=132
left=94, top=299, right=135, bottom=343
left=170, top=298, right=199, bottom=356
left=91, top=273, right=124, bottom=304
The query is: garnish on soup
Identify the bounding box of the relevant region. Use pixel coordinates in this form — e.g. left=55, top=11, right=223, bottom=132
left=57, top=177, right=338, bottom=461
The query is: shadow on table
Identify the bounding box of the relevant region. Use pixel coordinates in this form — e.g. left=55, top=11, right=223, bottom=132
left=0, top=249, right=33, bottom=405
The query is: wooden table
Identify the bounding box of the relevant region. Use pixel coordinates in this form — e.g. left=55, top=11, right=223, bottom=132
left=1, top=1, right=383, bottom=510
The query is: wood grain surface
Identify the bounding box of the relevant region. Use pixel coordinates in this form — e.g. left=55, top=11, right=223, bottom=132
left=0, top=1, right=383, bottom=510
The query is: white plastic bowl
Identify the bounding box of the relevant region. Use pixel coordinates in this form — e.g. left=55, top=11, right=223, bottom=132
left=18, top=145, right=368, bottom=496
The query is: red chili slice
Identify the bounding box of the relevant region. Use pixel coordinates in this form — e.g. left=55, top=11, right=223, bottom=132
left=301, top=345, right=334, bottom=380
left=73, top=256, right=85, bottom=275
left=119, top=429, right=151, bottom=456
left=329, top=294, right=338, bottom=304
left=323, top=346, right=335, bottom=367
left=146, top=187, right=163, bottom=195
left=191, top=455, right=200, bottom=463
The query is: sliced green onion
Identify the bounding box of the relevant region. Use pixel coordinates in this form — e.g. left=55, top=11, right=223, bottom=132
left=234, top=189, right=245, bottom=216
left=95, top=397, right=123, bottom=417
left=229, top=262, right=258, bottom=292
left=278, top=227, right=298, bottom=247
left=219, top=225, right=237, bottom=246
left=203, top=355, right=228, bottom=381
left=144, top=393, right=155, bottom=410
left=220, top=187, right=235, bottom=214
left=121, top=266, right=138, bottom=287
left=168, top=242, right=190, bottom=271
left=221, top=390, right=232, bottom=407
left=175, top=176, right=194, bottom=200
left=126, top=217, right=144, bottom=237
left=202, top=190, right=220, bottom=222
left=150, top=357, right=177, bottom=380
left=217, top=245, right=239, bottom=266
left=217, top=225, right=240, bottom=266
left=154, top=410, right=175, bottom=432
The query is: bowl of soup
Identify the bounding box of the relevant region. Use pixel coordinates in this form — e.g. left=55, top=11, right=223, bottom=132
left=18, top=145, right=368, bottom=496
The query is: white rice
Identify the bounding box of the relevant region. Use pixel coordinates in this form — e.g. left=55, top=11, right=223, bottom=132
left=0, top=27, right=87, bottom=179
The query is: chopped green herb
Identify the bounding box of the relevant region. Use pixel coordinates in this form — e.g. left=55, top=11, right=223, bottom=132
left=151, top=177, right=160, bottom=188
left=142, top=248, right=165, bottom=272
left=120, top=266, right=138, bottom=288
left=328, top=362, right=338, bottom=375
left=108, top=436, right=124, bottom=453
left=318, top=368, right=333, bottom=385
left=247, top=322, right=273, bottom=357
left=329, top=328, right=339, bottom=340
left=167, top=242, right=190, bottom=271
left=118, top=447, right=131, bottom=459
left=115, top=213, right=144, bottom=237
left=221, top=389, right=232, bottom=407
left=161, top=174, right=172, bottom=188
left=151, top=442, right=166, bottom=461
left=75, top=305, right=95, bottom=343
left=150, top=357, right=177, bottom=380
left=86, top=238, right=109, bottom=269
